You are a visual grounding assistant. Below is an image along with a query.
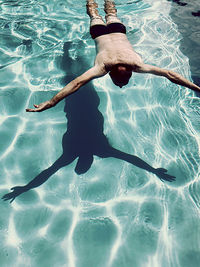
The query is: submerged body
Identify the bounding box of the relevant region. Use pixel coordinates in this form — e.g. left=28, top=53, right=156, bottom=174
left=26, top=0, right=200, bottom=112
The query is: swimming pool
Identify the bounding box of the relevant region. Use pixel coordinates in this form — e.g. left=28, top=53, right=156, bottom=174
left=0, top=0, right=200, bottom=266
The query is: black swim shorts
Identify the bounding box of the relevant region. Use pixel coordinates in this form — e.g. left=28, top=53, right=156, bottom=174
left=90, top=22, right=127, bottom=39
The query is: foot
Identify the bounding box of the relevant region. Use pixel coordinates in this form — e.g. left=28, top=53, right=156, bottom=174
left=86, top=1, right=99, bottom=17
left=104, top=0, right=117, bottom=15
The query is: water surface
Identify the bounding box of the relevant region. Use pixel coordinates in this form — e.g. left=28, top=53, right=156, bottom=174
left=0, top=0, right=200, bottom=266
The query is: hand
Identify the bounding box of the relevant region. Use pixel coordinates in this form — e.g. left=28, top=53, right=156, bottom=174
left=26, top=100, right=53, bottom=112
left=2, top=186, right=26, bottom=203
left=154, top=168, right=176, bottom=182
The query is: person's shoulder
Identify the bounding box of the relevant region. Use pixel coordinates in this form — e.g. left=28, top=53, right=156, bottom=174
left=131, top=63, right=145, bottom=73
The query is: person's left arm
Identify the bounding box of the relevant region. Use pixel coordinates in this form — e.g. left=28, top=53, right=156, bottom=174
left=26, top=65, right=107, bottom=112
left=135, top=64, right=200, bottom=92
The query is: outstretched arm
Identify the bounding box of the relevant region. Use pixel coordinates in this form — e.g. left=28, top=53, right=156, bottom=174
left=26, top=65, right=107, bottom=112
left=135, top=64, right=200, bottom=92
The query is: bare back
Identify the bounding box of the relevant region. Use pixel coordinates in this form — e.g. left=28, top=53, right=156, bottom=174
left=94, top=33, right=143, bottom=71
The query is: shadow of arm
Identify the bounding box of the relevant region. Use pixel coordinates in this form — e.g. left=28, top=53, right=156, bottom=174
left=2, top=157, right=68, bottom=203
left=109, top=148, right=175, bottom=182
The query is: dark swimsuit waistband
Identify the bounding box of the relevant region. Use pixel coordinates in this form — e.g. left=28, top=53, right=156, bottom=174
left=90, top=22, right=127, bottom=39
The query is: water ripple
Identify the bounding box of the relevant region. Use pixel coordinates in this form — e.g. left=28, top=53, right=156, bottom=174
left=0, top=0, right=200, bottom=266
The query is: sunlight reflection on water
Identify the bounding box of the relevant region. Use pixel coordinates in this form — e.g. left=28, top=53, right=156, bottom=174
left=0, top=0, right=200, bottom=267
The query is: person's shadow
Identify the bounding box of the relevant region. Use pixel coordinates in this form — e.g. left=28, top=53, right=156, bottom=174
left=2, top=41, right=175, bottom=203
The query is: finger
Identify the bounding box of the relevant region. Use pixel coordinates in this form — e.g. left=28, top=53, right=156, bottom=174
left=2, top=196, right=9, bottom=201
left=26, top=108, right=38, bottom=112
left=10, top=198, right=15, bottom=203
left=34, top=104, right=39, bottom=108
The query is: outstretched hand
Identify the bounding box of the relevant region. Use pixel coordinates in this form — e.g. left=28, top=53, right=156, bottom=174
left=2, top=186, right=26, bottom=203
left=154, top=168, right=176, bottom=182
left=26, top=100, right=53, bottom=112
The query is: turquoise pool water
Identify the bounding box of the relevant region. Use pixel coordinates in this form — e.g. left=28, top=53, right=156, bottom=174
left=1, top=0, right=200, bottom=266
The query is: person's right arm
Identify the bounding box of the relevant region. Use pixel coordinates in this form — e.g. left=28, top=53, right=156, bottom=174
left=26, top=65, right=107, bottom=112
left=135, top=64, right=200, bottom=92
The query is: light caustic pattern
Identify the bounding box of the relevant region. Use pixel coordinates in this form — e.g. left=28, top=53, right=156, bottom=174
left=0, top=0, right=200, bottom=266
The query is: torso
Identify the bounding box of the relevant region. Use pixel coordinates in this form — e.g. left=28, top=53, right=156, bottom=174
left=94, top=33, right=143, bottom=72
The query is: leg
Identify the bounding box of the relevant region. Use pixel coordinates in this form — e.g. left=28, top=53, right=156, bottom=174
left=86, top=0, right=105, bottom=27
left=104, top=0, right=122, bottom=24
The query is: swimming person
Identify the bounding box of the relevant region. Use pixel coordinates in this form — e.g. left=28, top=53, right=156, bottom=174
left=26, top=0, right=200, bottom=112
